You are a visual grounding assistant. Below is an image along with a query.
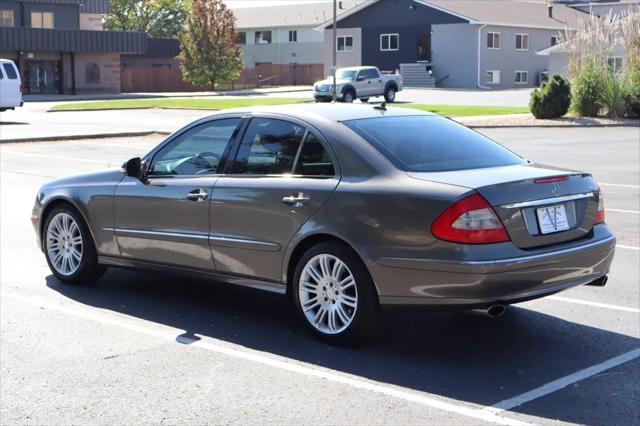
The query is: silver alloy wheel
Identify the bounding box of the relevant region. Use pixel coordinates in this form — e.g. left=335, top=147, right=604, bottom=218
left=46, top=212, right=83, bottom=276
left=299, top=254, right=358, bottom=335
left=386, top=89, right=395, bottom=101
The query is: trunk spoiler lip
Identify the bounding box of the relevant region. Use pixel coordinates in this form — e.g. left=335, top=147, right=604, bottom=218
left=500, top=192, right=595, bottom=209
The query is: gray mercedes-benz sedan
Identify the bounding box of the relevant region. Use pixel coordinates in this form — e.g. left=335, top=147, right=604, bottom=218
left=32, top=104, right=615, bottom=343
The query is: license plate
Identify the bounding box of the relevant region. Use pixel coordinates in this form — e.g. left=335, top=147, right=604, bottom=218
left=536, top=204, right=570, bottom=234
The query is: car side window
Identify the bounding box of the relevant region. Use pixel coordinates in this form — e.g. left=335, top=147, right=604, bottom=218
left=294, top=133, right=335, bottom=177
left=232, top=118, right=305, bottom=175
left=150, top=118, right=241, bottom=176
left=3, top=63, right=17, bottom=79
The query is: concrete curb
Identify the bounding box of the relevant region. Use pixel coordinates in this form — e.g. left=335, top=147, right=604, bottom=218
left=0, top=131, right=171, bottom=144
left=466, top=123, right=640, bottom=128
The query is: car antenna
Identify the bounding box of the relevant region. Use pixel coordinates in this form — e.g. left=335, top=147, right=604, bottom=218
left=374, top=101, right=386, bottom=111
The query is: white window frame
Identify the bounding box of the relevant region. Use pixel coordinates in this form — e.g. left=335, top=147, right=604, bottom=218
left=486, top=70, right=500, bottom=84
left=515, top=70, right=528, bottom=84
left=380, top=33, right=399, bottom=52
left=288, top=30, right=297, bottom=43
left=487, top=32, right=501, bottom=49
left=31, top=11, right=54, bottom=29
left=607, top=56, right=623, bottom=74
left=550, top=35, right=560, bottom=47
left=0, top=10, right=14, bottom=27
left=336, top=35, right=353, bottom=52
left=515, top=33, right=529, bottom=51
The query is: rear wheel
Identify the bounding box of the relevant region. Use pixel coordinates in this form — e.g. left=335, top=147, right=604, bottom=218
left=44, top=205, right=104, bottom=285
left=293, top=242, right=381, bottom=344
left=384, top=86, right=397, bottom=103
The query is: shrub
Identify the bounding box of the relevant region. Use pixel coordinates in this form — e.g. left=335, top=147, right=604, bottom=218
left=529, top=74, right=571, bottom=119
left=571, top=58, right=609, bottom=117
left=624, top=88, right=640, bottom=119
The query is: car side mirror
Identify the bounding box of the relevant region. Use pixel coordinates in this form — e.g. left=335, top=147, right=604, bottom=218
left=122, top=157, right=142, bottom=179
left=356, top=75, right=366, bottom=81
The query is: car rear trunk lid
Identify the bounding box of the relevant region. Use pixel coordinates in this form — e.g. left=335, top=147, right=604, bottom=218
left=409, top=163, right=601, bottom=249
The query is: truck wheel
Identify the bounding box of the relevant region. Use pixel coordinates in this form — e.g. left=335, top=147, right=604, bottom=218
left=342, top=90, right=355, bottom=103
left=384, top=86, right=396, bottom=103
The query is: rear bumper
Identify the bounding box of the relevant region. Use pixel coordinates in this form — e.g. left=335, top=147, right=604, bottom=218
left=373, top=225, right=616, bottom=306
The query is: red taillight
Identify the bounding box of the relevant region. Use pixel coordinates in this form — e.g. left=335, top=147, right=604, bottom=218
left=431, top=193, right=510, bottom=244
left=595, top=186, right=605, bottom=224
left=534, top=175, right=570, bottom=184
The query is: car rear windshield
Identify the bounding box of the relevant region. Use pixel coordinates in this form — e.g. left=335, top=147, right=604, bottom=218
left=343, top=115, right=525, bottom=172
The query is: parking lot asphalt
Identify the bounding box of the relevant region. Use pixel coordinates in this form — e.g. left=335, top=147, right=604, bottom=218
left=0, top=127, right=638, bottom=425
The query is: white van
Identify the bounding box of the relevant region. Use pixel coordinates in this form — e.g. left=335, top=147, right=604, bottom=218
left=0, top=59, right=23, bottom=112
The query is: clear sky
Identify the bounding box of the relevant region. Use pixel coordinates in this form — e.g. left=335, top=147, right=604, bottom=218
left=225, top=0, right=332, bottom=8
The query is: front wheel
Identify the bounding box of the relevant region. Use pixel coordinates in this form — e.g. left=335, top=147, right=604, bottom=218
left=342, top=90, right=355, bottom=103
left=43, top=205, right=104, bottom=285
left=293, top=242, right=381, bottom=344
left=384, top=86, right=397, bottom=103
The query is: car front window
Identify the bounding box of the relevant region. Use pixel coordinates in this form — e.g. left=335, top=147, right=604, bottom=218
left=150, top=118, right=241, bottom=176
left=343, top=116, right=525, bottom=172
left=336, top=70, right=356, bottom=80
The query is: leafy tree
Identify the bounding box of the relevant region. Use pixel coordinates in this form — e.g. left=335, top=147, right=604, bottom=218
left=178, top=0, right=243, bottom=90
left=104, top=0, right=190, bottom=38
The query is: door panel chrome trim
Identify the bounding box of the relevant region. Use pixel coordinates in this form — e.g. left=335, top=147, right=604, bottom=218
left=208, top=235, right=281, bottom=252
left=105, top=227, right=210, bottom=244
left=501, top=192, right=594, bottom=209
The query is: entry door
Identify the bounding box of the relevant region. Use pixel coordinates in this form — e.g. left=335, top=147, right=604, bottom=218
left=211, top=117, right=339, bottom=282
left=113, top=117, right=242, bottom=270
left=28, top=61, right=59, bottom=94
left=417, top=31, right=431, bottom=61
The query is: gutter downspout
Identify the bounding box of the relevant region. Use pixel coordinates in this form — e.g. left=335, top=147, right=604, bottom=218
left=477, top=24, right=490, bottom=89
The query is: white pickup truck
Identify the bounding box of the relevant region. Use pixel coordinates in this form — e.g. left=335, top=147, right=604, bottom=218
left=313, top=66, right=403, bottom=103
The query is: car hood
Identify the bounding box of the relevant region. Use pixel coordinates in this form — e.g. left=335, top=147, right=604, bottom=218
left=42, top=168, right=124, bottom=190
left=315, top=78, right=353, bottom=86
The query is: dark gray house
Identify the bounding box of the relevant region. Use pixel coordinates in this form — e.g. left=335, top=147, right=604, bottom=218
left=0, top=0, right=175, bottom=94
left=319, top=0, right=586, bottom=89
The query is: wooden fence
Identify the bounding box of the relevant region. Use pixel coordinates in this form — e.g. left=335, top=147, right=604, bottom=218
left=121, top=63, right=324, bottom=93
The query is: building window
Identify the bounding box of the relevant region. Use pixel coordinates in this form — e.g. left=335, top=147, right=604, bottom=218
left=85, top=63, right=101, bottom=84
left=515, top=70, right=528, bottom=84
left=0, top=10, right=14, bottom=27
left=486, top=70, right=500, bottom=84
left=607, top=57, right=623, bottom=74
left=289, top=30, right=297, bottom=42
left=515, top=34, right=529, bottom=51
left=487, top=32, right=501, bottom=49
left=337, top=35, right=353, bottom=52
left=380, top=33, right=399, bottom=51
left=31, top=11, right=54, bottom=29
left=550, top=35, right=560, bottom=46
left=237, top=32, right=246, bottom=44
left=255, top=31, right=272, bottom=44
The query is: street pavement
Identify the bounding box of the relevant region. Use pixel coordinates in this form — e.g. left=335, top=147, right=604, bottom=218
left=0, top=125, right=638, bottom=425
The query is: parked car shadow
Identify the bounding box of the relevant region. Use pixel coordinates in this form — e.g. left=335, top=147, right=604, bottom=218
left=47, top=267, right=639, bottom=425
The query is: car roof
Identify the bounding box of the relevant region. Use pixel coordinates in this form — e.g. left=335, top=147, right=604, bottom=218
left=213, top=103, right=434, bottom=123
left=0, top=59, right=16, bottom=64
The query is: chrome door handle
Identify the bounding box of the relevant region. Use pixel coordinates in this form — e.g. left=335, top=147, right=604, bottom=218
left=186, top=188, right=209, bottom=202
left=282, top=192, right=310, bottom=207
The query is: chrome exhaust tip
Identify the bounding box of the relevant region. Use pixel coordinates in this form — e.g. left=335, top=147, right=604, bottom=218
left=586, top=275, right=608, bottom=287
left=471, top=304, right=506, bottom=318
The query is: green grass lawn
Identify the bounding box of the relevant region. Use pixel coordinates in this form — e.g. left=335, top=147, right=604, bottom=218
left=397, top=104, right=530, bottom=116
left=50, top=97, right=530, bottom=117
left=49, top=97, right=305, bottom=111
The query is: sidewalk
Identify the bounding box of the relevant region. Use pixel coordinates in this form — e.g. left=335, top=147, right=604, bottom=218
left=23, top=86, right=313, bottom=103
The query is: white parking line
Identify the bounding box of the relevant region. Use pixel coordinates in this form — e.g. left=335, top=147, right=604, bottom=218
left=2, top=290, right=530, bottom=426
left=599, top=183, right=640, bottom=189
left=617, top=244, right=640, bottom=251
left=547, top=296, right=640, bottom=313
left=608, top=208, right=640, bottom=214
left=1, top=150, right=113, bottom=164
left=483, top=348, right=640, bottom=413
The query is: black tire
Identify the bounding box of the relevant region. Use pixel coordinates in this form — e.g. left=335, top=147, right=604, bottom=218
left=342, top=89, right=355, bottom=103
left=292, top=241, right=381, bottom=344
left=384, top=86, right=397, bottom=103
left=360, top=97, right=370, bottom=103
left=43, top=204, right=105, bottom=285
